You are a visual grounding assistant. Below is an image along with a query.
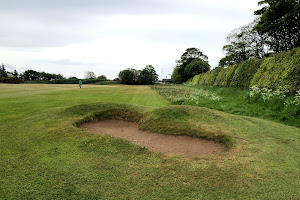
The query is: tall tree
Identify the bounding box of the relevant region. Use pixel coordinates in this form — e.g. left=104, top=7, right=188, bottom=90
left=181, top=47, right=208, bottom=64
left=12, top=70, right=19, bottom=77
left=138, top=65, right=158, bottom=85
left=97, top=75, right=107, bottom=80
left=254, top=0, right=300, bottom=53
left=171, top=60, right=184, bottom=84
left=119, top=68, right=139, bottom=85
left=22, top=70, right=40, bottom=81
left=173, top=48, right=210, bottom=82
left=184, top=58, right=210, bottom=78
left=85, top=71, right=96, bottom=79
left=0, top=64, right=8, bottom=78
left=219, top=20, right=270, bottom=67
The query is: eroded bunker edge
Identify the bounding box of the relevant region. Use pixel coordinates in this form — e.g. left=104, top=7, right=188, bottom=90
left=71, top=106, right=236, bottom=150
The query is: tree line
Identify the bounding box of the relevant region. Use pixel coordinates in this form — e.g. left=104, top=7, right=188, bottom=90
left=0, top=64, right=108, bottom=84
left=171, top=0, right=299, bottom=83
left=172, top=48, right=210, bottom=84
left=118, top=65, right=158, bottom=85
left=219, top=0, right=300, bottom=67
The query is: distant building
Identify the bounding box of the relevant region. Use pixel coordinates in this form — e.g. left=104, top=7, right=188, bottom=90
left=159, top=79, right=173, bottom=84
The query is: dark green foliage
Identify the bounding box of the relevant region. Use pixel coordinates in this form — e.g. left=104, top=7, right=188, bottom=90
left=208, top=67, right=222, bottom=85
left=119, top=66, right=158, bottom=85
left=0, top=64, right=8, bottom=78
left=219, top=65, right=238, bottom=87
left=84, top=71, right=96, bottom=79
left=172, top=48, right=210, bottom=83
left=184, top=58, right=210, bottom=78
left=171, top=64, right=183, bottom=84
left=197, top=67, right=222, bottom=85
left=22, top=69, right=64, bottom=81
left=191, top=74, right=201, bottom=84
left=181, top=47, right=208, bottom=63
left=254, top=0, right=300, bottom=53
left=0, top=77, right=24, bottom=84
left=93, top=80, right=120, bottom=85
left=24, top=78, right=109, bottom=84
left=214, top=67, right=227, bottom=86
left=118, top=68, right=139, bottom=85
left=250, top=48, right=300, bottom=92
left=192, top=47, right=300, bottom=92
left=230, top=59, right=264, bottom=88
left=97, top=75, right=107, bottom=81
left=137, top=65, right=158, bottom=85
left=11, top=70, right=19, bottom=77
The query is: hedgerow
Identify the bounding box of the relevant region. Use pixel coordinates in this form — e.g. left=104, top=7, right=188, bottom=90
left=230, top=59, right=263, bottom=88
left=189, top=47, right=300, bottom=92
left=0, top=77, right=24, bottom=84
left=250, top=48, right=300, bottom=92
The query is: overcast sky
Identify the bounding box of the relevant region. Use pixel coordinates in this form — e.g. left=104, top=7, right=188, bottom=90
left=0, top=0, right=260, bottom=79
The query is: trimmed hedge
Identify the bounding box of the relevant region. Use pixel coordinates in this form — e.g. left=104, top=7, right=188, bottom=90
left=0, top=77, right=24, bottom=84
left=214, top=67, right=227, bottom=86
left=189, top=47, right=300, bottom=92
left=213, top=64, right=238, bottom=87
left=250, top=48, right=300, bottom=92
left=191, top=74, right=201, bottom=84
left=230, top=59, right=264, bottom=88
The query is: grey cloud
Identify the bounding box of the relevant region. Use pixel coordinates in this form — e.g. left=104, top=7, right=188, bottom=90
left=0, top=0, right=254, bottom=48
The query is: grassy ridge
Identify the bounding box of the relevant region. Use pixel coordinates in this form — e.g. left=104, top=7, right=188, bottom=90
left=1, top=84, right=300, bottom=199
left=152, top=84, right=300, bottom=127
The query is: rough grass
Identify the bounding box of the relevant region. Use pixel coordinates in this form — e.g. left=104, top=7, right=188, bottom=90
left=1, top=83, right=300, bottom=199
left=152, top=84, right=300, bottom=127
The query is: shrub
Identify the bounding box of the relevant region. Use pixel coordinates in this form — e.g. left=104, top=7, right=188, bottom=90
left=250, top=48, right=300, bottom=92
left=214, top=67, right=227, bottom=86
left=220, top=64, right=238, bottom=87
left=230, top=59, right=264, bottom=88
left=0, top=77, right=24, bottom=84
left=191, top=74, right=201, bottom=84
left=206, top=67, right=222, bottom=85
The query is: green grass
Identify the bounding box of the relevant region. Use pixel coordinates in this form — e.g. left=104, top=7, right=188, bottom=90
left=1, top=83, right=300, bottom=199
left=152, top=84, right=300, bottom=127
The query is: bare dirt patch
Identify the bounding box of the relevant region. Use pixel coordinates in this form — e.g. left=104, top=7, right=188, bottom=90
left=79, top=119, right=226, bottom=157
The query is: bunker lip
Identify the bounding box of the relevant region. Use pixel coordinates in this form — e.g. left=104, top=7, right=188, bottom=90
left=79, top=119, right=226, bottom=157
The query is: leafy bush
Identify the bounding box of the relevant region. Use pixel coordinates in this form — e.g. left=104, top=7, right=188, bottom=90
left=191, top=74, right=201, bottom=84
left=230, top=59, right=264, bottom=88
left=213, top=65, right=238, bottom=87
left=206, top=67, right=222, bottom=85
left=198, top=71, right=210, bottom=85
left=221, top=64, right=238, bottom=87
left=250, top=48, right=300, bottom=92
left=214, top=67, right=227, bottom=86
left=189, top=47, right=300, bottom=93
left=119, top=65, right=158, bottom=85
left=0, top=77, right=24, bottom=84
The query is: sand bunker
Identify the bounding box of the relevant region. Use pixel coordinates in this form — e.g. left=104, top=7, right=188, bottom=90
left=79, top=119, right=226, bottom=157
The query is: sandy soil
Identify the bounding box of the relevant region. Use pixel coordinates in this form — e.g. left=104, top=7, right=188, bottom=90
left=79, top=119, right=226, bottom=157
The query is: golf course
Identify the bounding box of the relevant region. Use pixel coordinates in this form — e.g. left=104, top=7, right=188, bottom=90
left=1, top=83, right=299, bottom=199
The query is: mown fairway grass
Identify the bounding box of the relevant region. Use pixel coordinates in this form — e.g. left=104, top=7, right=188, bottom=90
left=1, top=83, right=300, bottom=199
